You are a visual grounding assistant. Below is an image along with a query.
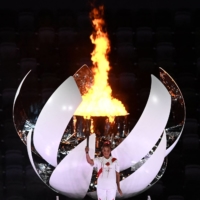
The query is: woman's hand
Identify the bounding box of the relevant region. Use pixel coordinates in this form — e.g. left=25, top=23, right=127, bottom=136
left=85, top=146, right=94, bottom=165
left=85, top=146, right=89, bottom=153
left=118, top=187, right=123, bottom=196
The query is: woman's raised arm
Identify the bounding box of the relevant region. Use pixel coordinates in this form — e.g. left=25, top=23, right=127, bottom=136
left=85, top=146, right=94, bottom=165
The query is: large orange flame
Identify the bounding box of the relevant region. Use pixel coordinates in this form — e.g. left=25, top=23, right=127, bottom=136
left=75, top=6, right=128, bottom=121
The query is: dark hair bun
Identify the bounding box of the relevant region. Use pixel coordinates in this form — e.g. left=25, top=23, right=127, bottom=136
left=102, top=140, right=111, bottom=148
left=103, top=140, right=111, bottom=145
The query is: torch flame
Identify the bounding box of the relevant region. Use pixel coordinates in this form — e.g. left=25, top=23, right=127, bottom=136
left=75, top=6, right=128, bottom=122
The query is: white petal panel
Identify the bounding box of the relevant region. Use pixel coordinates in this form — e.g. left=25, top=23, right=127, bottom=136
left=27, top=131, right=45, bottom=182
left=112, top=75, right=171, bottom=171
left=13, top=70, right=31, bottom=111
left=158, top=68, right=186, bottom=157
left=33, top=76, right=82, bottom=167
left=49, top=134, right=96, bottom=199
left=27, top=131, right=58, bottom=192
left=117, top=131, right=166, bottom=199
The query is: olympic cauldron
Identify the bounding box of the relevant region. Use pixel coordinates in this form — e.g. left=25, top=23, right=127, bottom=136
left=13, top=65, right=185, bottom=199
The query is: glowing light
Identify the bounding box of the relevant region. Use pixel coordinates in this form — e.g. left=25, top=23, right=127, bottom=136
left=152, top=96, right=158, bottom=103
left=62, top=106, right=67, bottom=110
left=75, top=6, right=128, bottom=122
left=68, top=106, right=73, bottom=110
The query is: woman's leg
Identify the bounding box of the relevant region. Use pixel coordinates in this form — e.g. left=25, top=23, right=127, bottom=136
left=106, top=189, right=116, bottom=200
left=97, top=188, right=106, bottom=200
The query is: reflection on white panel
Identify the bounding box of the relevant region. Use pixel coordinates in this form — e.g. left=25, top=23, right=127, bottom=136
left=112, top=75, right=171, bottom=171
left=50, top=134, right=96, bottom=199
left=33, top=76, right=82, bottom=167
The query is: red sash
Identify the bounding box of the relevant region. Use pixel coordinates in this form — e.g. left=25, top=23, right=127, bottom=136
left=97, top=168, right=102, bottom=178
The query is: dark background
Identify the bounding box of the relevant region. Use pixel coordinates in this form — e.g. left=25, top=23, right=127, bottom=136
left=0, top=0, right=200, bottom=200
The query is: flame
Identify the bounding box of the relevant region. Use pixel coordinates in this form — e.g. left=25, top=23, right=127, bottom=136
left=75, top=6, right=128, bottom=121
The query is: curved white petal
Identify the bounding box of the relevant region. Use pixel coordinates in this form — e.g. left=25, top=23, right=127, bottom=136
left=27, top=131, right=46, bottom=182
left=13, top=70, right=31, bottom=108
left=133, top=130, right=168, bottom=197
left=112, top=75, right=171, bottom=171
left=13, top=70, right=33, bottom=146
left=27, top=131, right=58, bottom=192
left=117, top=131, right=166, bottom=199
left=49, top=134, right=96, bottom=199
left=159, top=68, right=186, bottom=157
left=33, top=76, right=82, bottom=167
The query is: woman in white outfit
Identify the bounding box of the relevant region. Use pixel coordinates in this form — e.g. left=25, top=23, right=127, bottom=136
left=85, top=141, right=122, bottom=200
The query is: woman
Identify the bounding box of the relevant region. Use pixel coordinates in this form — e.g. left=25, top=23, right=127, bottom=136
left=85, top=141, right=122, bottom=200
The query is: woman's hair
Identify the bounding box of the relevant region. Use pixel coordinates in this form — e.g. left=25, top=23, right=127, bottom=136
left=102, top=140, right=111, bottom=149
